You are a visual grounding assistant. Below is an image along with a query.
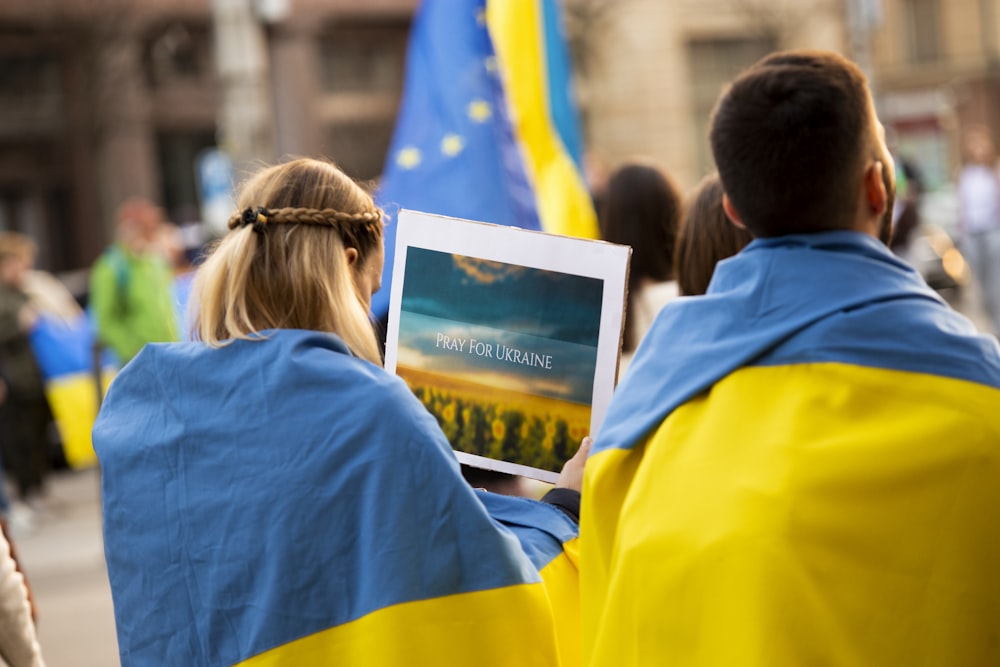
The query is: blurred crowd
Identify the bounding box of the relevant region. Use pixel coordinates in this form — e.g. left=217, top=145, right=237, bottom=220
left=2, top=45, right=1000, bottom=667
left=0, top=199, right=199, bottom=537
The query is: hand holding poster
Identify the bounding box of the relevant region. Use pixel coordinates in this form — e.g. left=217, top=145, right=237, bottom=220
left=384, top=211, right=630, bottom=482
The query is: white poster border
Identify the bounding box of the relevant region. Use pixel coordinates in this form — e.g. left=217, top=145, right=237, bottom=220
left=384, top=209, right=630, bottom=483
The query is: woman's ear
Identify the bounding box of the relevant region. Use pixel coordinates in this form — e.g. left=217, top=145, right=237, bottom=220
left=722, top=194, right=747, bottom=230
left=345, top=246, right=359, bottom=267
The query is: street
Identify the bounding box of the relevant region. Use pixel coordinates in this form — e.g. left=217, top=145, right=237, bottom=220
left=13, top=467, right=118, bottom=667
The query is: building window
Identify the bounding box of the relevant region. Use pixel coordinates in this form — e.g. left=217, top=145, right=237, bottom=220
left=903, top=0, right=941, bottom=63
left=0, top=53, right=60, bottom=98
left=157, top=131, right=218, bottom=224
left=327, top=119, right=396, bottom=184
left=0, top=51, right=62, bottom=133
left=687, top=37, right=776, bottom=174
left=319, top=22, right=408, bottom=94
left=144, top=23, right=214, bottom=86
left=318, top=19, right=410, bottom=180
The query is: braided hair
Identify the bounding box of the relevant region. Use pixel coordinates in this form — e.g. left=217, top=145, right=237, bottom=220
left=192, top=158, right=385, bottom=364
left=226, top=206, right=384, bottom=254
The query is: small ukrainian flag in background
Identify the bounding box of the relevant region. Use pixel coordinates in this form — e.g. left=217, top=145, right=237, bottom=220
left=30, top=312, right=111, bottom=468
left=373, top=0, right=597, bottom=319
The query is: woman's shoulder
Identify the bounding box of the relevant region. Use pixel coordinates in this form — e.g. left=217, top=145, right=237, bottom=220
left=638, top=280, right=679, bottom=307
left=103, top=330, right=444, bottom=449
left=122, top=330, right=433, bottom=422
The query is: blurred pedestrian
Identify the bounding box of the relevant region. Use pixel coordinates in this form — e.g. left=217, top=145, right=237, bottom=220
left=155, top=221, right=202, bottom=340
left=94, top=157, right=581, bottom=666
left=0, top=234, right=52, bottom=517
left=599, top=161, right=682, bottom=375
left=957, top=126, right=1000, bottom=334
left=674, top=173, right=753, bottom=296
left=889, top=158, right=923, bottom=258
left=582, top=50, right=1000, bottom=665
left=0, top=528, right=43, bottom=667
left=89, top=197, right=178, bottom=365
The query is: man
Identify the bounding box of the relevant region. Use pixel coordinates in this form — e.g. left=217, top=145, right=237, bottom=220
left=581, top=51, right=1000, bottom=665
left=90, top=198, right=178, bottom=365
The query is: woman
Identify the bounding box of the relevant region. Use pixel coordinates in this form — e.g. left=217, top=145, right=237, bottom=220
left=95, top=158, right=577, bottom=666
left=0, top=528, right=43, bottom=667
left=599, top=161, right=682, bottom=375
left=674, top=173, right=753, bottom=297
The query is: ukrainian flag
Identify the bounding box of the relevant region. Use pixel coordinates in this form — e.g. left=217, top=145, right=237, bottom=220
left=477, top=490, right=582, bottom=666
left=373, top=0, right=597, bottom=319
left=581, top=232, right=1000, bottom=666
left=96, top=330, right=565, bottom=665
left=30, top=313, right=112, bottom=468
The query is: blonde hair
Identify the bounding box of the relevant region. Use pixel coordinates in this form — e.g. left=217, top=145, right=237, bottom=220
left=193, top=158, right=384, bottom=364
left=0, top=231, right=37, bottom=263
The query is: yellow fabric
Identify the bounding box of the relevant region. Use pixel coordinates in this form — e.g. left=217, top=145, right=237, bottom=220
left=541, top=538, right=582, bottom=667
left=582, top=362, right=1000, bottom=666
left=45, top=371, right=114, bottom=468
left=486, top=0, right=598, bottom=239
left=236, top=582, right=560, bottom=666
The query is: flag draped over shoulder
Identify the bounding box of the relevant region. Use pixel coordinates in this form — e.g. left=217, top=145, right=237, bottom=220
left=29, top=313, right=111, bottom=468
left=372, top=0, right=596, bottom=319
left=477, top=490, right=582, bottom=667
left=95, top=330, right=563, bottom=666
left=581, top=231, right=1000, bottom=666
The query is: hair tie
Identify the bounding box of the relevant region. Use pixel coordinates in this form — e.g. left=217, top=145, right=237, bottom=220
left=239, top=207, right=271, bottom=233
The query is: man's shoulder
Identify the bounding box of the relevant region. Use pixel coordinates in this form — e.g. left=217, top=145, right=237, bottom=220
left=755, top=296, right=1000, bottom=391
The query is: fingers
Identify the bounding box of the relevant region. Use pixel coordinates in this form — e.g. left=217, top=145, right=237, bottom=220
left=555, top=436, right=592, bottom=491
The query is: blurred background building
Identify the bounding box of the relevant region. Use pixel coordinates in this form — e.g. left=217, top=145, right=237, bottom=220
left=0, top=0, right=414, bottom=292
left=0, top=0, right=998, bottom=291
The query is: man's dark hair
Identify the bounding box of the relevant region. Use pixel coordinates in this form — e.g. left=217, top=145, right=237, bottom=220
left=709, top=50, right=874, bottom=237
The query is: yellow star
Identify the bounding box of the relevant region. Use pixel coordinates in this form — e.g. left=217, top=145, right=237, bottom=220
left=484, top=56, right=498, bottom=73
left=467, top=99, right=492, bottom=123
left=441, top=134, right=465, bottom=157
left=396, top=146, right=422, bottom=170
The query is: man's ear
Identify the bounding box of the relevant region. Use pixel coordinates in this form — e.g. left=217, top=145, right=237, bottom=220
left=722, top=194, right=747, bottom=229
left=865, top=160, right=888, bottom=217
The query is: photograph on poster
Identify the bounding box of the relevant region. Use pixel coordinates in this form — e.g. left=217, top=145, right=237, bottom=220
left=397, top=247, right=602, bottom=474
left=385, top=211, right=630, bottom=482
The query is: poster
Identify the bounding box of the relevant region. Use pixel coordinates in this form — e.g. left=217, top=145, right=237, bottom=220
left=384, top=211, right=630, bottom=483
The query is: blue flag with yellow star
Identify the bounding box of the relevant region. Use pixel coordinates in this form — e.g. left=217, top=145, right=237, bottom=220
left=373, top=0, right=596, bottom=319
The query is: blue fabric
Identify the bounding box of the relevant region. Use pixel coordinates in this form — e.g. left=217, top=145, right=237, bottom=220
left=95, top=330, right=541, bottom=666
left=542, top=0, right=584, bottom=171
left=29, top=313, right=98, bottom=380
left=596, top=231, right=1000, bottom=455
left=373, top=0, right=540, bottom=318
left=475, top=490, right=578, bottom=571
left=171, top=271, right=195, bottom=341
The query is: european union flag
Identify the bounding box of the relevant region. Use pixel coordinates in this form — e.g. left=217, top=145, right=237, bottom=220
left=373, top=0, right=595, bottom=319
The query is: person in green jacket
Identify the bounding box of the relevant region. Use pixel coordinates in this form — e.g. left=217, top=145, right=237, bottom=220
left=90, top=198, right=178, bottom=365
